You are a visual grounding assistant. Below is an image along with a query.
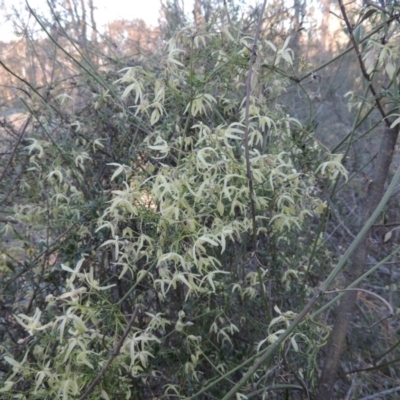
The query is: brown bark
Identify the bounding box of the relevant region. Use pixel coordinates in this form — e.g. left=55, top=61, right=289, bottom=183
left=291, top=0, right=306, bottom=50
left=88, top=0, right=97, bottom=44
left=79, top=0, right=87, bottom=46
left=193, top=0, right=203, bottom=26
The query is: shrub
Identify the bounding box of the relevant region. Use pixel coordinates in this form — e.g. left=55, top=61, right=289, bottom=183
left=0, top=15, right=346, bottom=400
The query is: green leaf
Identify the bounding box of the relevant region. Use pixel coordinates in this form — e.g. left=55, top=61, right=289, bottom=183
left=217, top=200, right=224, bottom=216
left=358, top=8, right=377, bottom=25
left=353, top=25, right=361, bottom=45
left=5, top=261, right=16, bottom=272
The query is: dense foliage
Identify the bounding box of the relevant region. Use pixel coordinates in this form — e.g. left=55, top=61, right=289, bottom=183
left=1, top=1, right=400, bottom=399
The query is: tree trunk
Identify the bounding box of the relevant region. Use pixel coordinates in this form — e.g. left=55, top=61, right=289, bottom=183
left=316, top=123, right=399, bottom=398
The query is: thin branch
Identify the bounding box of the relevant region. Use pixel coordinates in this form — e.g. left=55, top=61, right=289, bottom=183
left=3, top=211, right=91, bottom=290
left=324, top=194, right=356, bottom=239
left=295, top=12, right=400, bottom=83
left=322, top=287, right=393, bottom=325
left=311, top=246, right=400, bottom=320
left=359, top=385, right=400, bottom=400
left=245, top=384, right=304, bottom=398
left=221, top=291, right=321, bottom=400
left=338, top=0, right=390, bottom=126
left=78, top=306, right=140, bottom=400
left=346, top=356, right=400, bottom=374
left=373, top=338, right=400, bottom=365
left=318, top=158, right=400, bottom=292
left=0, top=59, right=61, bottom=117
left=344, top=374, right=357, bottom=400
left=363, top=1, right=391, bottom=16
left=243, top=0, right=267, bottom=248
left=0, top=116, right=31, bottom=185
left=372, top=221, right=400, bottom=227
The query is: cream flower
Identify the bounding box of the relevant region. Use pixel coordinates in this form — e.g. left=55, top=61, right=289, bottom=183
left=14, top=308, right=52, bottom=336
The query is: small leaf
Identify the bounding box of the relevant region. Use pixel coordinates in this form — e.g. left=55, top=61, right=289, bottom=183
left=0, top=381, right=14, bottom=393
left=265, top=40, right=276, bottom=52
left=121, top=82, right=136, bottom=100
left=353, top=25, right=361, bottom=45
left=291, top=336, right=299, bottom=352
left=390, top=116, right=400, bottom=129
left=5, top=261, right=16, bottom=272
left=384, top=230, right=393, bottom=242
left=385, top=62, right=395, bottom=79
left=108, top=163, right=125, bottom=181
left=217, top=200, right=224, bottom=216
left=198, top=235, right=219, bottom=247
left=359, top=9, right=377, bottom=25
left=221, top=26, right=234, bottom=41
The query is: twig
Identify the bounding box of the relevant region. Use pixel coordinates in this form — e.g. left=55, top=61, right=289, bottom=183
left=346, top=356, right=400, bottom=374
left=359, top=385, right=400, bottom=400
left=295, top=12, right=400, bottom=83
left=344, top=374, right=357, bottom=400
left=329, top=11, right=344, bottom=20
left=322, top=287, right=393, bottom=327
left=0, top=115, right=31, bottom=185
left=311, top=246, right=400, bottom=320
left=338, top=0, right=390, bottom=127
left=245, top=384, right=303, bottom=398
left=3, top=212, right=91, bottom=290
left=283, top=350, right=310, bottom=399
left=363, top=1, right=391, bottom=16
left=324, top=194, right=356, bottom=239
left=373, top=338, right=400, bottom=365
left=78, top=306, right=140, bottom=400
left=221, top=291, right=321, bottom=400
left=317, top=157, right=400, bottom=293
left=372, top=221, right=400, bottom=227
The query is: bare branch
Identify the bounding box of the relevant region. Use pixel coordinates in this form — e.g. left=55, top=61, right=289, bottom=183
left=78, top=306, right=140, bottom=400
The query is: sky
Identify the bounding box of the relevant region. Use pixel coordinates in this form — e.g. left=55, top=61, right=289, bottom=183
left=0, top=0, right=196, bottom=41
left=95, top=0, right=195, bottom=27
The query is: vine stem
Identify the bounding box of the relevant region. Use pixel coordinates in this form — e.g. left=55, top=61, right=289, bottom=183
left=221, top=292, right=321, bottom=400
left=243, top=0, right=267, bottom=249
